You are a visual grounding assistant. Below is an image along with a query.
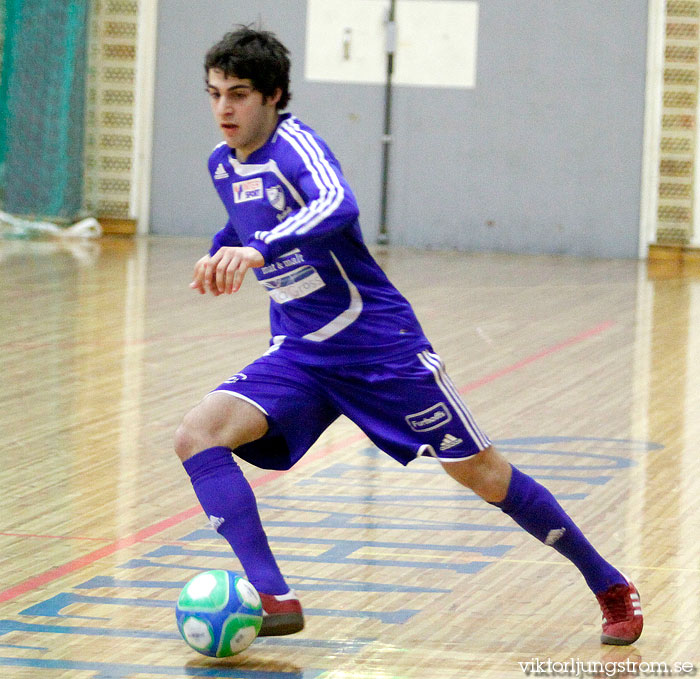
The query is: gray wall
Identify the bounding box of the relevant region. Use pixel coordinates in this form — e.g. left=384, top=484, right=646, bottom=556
left=150, top=1, right=648, bottom=258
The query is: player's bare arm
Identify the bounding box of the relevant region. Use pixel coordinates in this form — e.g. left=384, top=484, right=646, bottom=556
left=190, top=246, right=265, bottom=296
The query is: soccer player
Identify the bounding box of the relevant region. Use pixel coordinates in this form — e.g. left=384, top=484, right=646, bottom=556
left=175, top=26, right=643, bottom=645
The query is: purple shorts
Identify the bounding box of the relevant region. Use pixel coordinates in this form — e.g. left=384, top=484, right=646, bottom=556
left=211, top=346, right=491, bottom=470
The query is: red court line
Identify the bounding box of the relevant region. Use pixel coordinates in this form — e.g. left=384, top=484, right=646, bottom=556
left=0, top=322, right=613, bottom=604
left=459, top=320, right=614, bottom=394
left=0, top=507, right=202, bottom=604
left=0, top=432, right=366, bottom=604
left=0, top=533, right=113, bottom=542
left=1, top=327, right=271, bottom=352
left=0, top=532, right=232, bottom=548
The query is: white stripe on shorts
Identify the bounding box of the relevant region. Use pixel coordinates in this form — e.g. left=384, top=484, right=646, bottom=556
left=417, top=350, right=491, bottom=451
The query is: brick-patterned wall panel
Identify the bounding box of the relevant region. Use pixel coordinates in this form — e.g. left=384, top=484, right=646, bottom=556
left=84, top=0, right=138, bottom=219
left=657, top=0, right=700, bottom=244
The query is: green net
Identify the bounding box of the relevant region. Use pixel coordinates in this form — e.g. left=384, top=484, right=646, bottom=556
left=0, top=0, right=89, bottom=220
left=0, top=4, right=6, bottom=82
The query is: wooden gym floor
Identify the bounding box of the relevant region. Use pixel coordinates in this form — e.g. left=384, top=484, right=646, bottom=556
left=0, top=236, right=698, bottom=678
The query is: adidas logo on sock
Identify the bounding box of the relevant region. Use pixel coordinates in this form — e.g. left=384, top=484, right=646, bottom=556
left=545, top=527, right=566, bottom=546
left=214, top=163, right=229, bottom=180
left=440, top=434, right=463, bottom=451
left=208, top=515, right=225, bottom=530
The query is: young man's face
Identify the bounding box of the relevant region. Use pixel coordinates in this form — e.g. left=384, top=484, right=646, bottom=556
left=206, top=68, right=281, bottom=159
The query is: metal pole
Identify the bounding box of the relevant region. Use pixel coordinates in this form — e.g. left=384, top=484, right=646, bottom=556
left=377, top=0, right=396, bottom=246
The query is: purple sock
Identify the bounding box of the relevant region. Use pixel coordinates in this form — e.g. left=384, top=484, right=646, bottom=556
left=183, top=446, right=288, bottom=595
left=491, top=465, right=625, bottom=594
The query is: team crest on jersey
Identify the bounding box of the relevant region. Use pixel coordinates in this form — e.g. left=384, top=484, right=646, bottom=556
left=233, top=178, right=263, bottom=203
left=266, top=184, right=286, bottom=211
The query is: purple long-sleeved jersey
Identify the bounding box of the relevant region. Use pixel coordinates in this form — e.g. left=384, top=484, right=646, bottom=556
left=207, top=113, right=429, bottom=366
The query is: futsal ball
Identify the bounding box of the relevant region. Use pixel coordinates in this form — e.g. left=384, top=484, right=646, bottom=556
left=175, top=570, right=263, bottom=657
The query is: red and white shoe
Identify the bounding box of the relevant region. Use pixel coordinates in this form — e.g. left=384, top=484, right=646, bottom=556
left=596, top=579, right=643, bottom=645
left=258, top=590, right=304, bottom=636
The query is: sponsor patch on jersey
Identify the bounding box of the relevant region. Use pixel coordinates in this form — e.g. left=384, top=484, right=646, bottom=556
left=260, top=265, right=325, bottom=304
left=233, top=178, right=263, bottom=203
left=405, top=402, right=453, bottom=432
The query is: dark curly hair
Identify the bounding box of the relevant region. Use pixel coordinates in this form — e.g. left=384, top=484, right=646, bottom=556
left=204, top=26, right=291, bottom=110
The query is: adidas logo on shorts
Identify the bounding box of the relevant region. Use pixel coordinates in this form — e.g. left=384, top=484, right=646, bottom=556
left=439, top=434, right=463, bottom=451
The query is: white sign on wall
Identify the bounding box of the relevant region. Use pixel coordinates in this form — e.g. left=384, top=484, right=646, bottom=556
left=305, top=0, right=479, bottom=89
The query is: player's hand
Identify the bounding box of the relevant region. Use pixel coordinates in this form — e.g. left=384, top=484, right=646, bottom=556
left=190, top=246, right=265, bottom=295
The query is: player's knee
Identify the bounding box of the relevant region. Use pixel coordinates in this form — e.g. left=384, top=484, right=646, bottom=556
left=174, top=395, right=269, bottom=462
left=174, top=403, right=223, bottom=461
left=441, top=446, right=512, bottom=503
left=174, top=411, right=205, bottom=462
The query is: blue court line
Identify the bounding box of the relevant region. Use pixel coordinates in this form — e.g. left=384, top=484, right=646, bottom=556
left=258, top=637, right=375, bottom=651
left=354, top=439, right=645, bottom=469
left=305, top=608, right=419, bottom=623
left=286, top=573, right=451, bottom=592
left=0, top=656, right=324, bottom=679
left=272, top=492, right=485, bottom=502
left=158, top=536, right=512, bottom=557
left=259, top=494, right=589, bottom=510
left=310, top=462, right=445, bottom=478
left=262, top=492, right=587, bottom=503
left=76, top=576, right=195, bottom=589
left=20, top=593, right=419, bottom=625
left=293, top=479, right=484, bottom=492
left=196, top=504, right=524, bottom=532
left=292, top=479, right=588, bottom=502
left=271, top=535, right=515, bottom=555
left=145, top=544, right=495, bottom=575
left=20, top=593, right=173, bottom=616
left=491, top=473, right=611, bottom=485
left=356, top=436, right=661, bottom=452
left=0, top=643, right=49, bottom=650
left=76, top=575, right=450, bottom=594
left=269, top=494, right=515, bottom=512
left=495, top=448, right=636, bottom=469
left=307, top=462, right=612, bottom=485
left=119, top=558, right=210, bottom=572
left=496, top=436, right=663, bottom=450
left=182, top=523, right=519, bottom=546
left=0, top=619, right=178, bottom=640
left=0, top=621, right=373, bottom=652
left=116, top=558, right=460, bottom=583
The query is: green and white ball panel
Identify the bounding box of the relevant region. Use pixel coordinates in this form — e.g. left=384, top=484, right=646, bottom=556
left=177, top=570, right=229, bottom=612
left=180, top=616, right=215, bottom=653
left=218, top=614, right=262, bottom=655
left=234, top=576, right=262, bottom=611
